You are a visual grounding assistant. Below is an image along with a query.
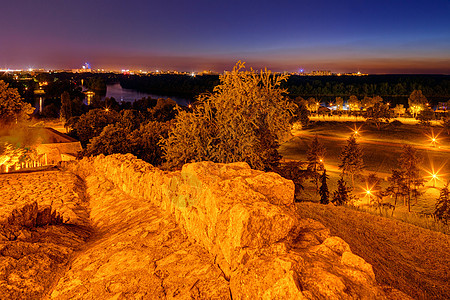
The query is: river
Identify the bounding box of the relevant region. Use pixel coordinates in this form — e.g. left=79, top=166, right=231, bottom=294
left=103, top=83, right=190, bottom=106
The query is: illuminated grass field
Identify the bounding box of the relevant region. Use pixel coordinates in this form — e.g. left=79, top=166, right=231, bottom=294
left=280, top=120, right=450, bottom=216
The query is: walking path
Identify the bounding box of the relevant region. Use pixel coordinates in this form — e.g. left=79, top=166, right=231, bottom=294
left=0, top=170, right=229, bottom=299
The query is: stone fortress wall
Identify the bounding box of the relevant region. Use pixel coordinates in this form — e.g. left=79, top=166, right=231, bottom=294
left=67, top=153, right=409, bottom=299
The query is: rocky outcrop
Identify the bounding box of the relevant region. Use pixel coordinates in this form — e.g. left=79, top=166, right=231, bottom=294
left=69, top=154, right=409, bottom=299
left=0, top=171, right=91, bottom=299
left=51, top=173, right=230, bottom=299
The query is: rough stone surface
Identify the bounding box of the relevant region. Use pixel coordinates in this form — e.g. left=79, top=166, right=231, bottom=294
left=0, top=171, right=91, bottom=299
left=0, top=171, right=89, bottom=228
left=0, top=154, right=410, bottom=299
left=68, top=154, right=408, bottom=299
left=50, top=173, right=230, bottom=299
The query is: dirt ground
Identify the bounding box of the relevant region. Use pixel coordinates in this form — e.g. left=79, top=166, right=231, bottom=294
left=295, top=202, right=450, bottom=300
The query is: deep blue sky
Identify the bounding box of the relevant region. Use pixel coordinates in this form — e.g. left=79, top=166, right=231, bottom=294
left=1, top=0, right=449, bottom=73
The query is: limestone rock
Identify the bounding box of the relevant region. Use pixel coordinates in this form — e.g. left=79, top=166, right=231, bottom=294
left=53, top=154, right=404, bottom=299
left=341, top=251, right=376, bottom=280
left=230, top=255, right=305, bottom=300
left=322, top=236, right=352, bottom=256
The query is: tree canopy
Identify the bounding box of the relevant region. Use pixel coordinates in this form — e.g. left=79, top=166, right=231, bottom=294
left=0, top=80, right=34, bottom=125
left=339, top=135, right=364, bottom=187
left=161, top=61, right=295, bottom=170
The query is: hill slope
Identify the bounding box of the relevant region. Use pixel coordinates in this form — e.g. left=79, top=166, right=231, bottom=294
left=295, top=202, right=450, bottom=300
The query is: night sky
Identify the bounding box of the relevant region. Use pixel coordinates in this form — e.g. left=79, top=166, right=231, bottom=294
left=1, top=0, right=449, bottom=74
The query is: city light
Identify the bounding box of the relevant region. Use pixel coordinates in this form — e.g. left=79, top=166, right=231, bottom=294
left=424, top=163, right=446, bottom=188
left=425, top=129, right=441, bottom=147
left=348, top=124, right=363, bottom=137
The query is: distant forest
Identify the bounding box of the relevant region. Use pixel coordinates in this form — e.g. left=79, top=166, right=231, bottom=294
left=3, top=72, right=449, bottom=107
left=119, top=74, right=450, bottom=106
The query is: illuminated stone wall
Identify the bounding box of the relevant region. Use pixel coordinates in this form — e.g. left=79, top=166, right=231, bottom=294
left=71, top=154, right=409, bottom=299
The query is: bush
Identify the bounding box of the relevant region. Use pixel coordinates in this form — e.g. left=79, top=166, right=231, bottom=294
left=161, top=61, right=295, bottom=171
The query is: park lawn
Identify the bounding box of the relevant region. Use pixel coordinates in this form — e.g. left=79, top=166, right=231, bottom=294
left=280, top=120, right=450, bottom=219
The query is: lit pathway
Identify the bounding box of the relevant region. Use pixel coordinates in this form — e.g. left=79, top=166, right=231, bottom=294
left=292, top=131, right=450, bottom=153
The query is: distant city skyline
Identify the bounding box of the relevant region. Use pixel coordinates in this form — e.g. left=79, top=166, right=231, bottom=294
left=1, top=0, right=449, bottom=74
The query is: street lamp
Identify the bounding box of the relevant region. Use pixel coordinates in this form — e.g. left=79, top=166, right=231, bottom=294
left=365, top=189, right=372, bottom=203
left=426, top=129, right=441, bottom=147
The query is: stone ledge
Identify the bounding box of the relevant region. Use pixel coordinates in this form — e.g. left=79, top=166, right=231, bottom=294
left=69, top=154, right=410, bottom=299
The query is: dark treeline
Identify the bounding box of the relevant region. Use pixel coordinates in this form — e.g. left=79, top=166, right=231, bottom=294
left=120, top=73, right=450, bottom=106
left=119, top=74, right=220, bottom=99
left=2, top=71, right=449, bottom=109
left=284, top=75, right=450, bottom=105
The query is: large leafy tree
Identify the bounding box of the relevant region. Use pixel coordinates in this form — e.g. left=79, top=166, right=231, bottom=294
left=417, top=107, right=435, bottom=126
left=366, top=101, right=391, bottom=130
left=292, top=97, right=310, bottom=128
left=85, top=120, right=170, bottom=166
left=162, top=61, right=295, bottom=170
left=0, top=80, right=34, bottom=125
left=393, top=104, right=406, bottom=117
left=408, top=90, right=427, bottom=118
left=348, top=95, right=361, bottom=111
left=85, top=124, right=130, bottom=156
left=339, top=135, right=364, bottom=187
left=72, top=109, right=120, bottom=145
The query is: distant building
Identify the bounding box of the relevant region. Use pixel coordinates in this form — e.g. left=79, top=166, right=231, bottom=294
left=72, top=62, right=92, bottom=73
left=0, top=128, right=82, bottom=173
left=310, top=70, right=332, bottom=76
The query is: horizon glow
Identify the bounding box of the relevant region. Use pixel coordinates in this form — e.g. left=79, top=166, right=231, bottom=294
left=0, top=0, right=449, bottom=74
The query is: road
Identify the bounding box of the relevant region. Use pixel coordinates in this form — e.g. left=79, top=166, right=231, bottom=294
left=292, top=131, right=450, bottom=153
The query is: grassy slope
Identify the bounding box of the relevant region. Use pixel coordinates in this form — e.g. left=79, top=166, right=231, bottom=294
left=296, top=202, right=450, bottom=300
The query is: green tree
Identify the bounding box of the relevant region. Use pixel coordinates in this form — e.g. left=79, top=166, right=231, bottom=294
left=393, top=104, right=406, bottom=117
left=335, top=97, right=344, bottom=111
left=73, top=109, right=120, bottom=145
left=128, top=121, right=170, bottom=166
left=332, top=177, right=352, bottom=205
left=0, top=80, right=34, bottom=125
left=85, top=124, right=130, bottom=156
left=443, top=111, right=450, bottom=135
left=398, top=145, right=422, bottom=212
left=348, top=95, right=361, bottom=118
left=292, top=97, right=310, bottom=128
left=273, top=161, right=306, bottom=201
left=348, top=95, right=360, bottom=111
left=434, top=183, right=450, bottom=224
left=162, top=61, right=295, bottom=170
left=386, top=170, right=407, bottom=206
left=85, top=120, right=170, bottom=166
left=339, top=135, right=364, bottom=187
left=366, top=101, right=390, bottom=130
left=148, top=98, right=178, bottom=122
left=307, top=135, right=326, bottom=190
left=408, top=90, right=427, bottom=118
left=306, top=97, right=319, bottom=114
left=417, top=107, right=435, bottom=126
left=60, top=91, right=72, bottom=122
left=319, top=169, right=330, bottom=204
